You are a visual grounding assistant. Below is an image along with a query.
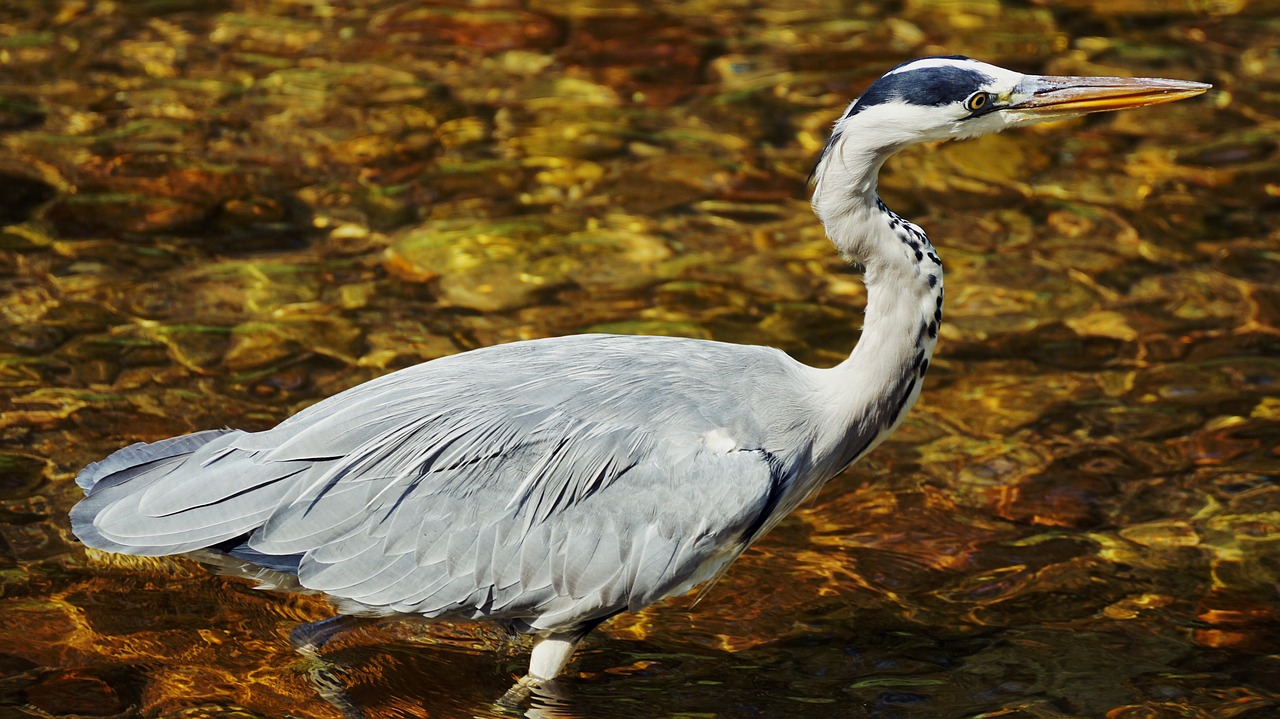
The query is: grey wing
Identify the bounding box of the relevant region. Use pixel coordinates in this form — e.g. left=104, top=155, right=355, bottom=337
left=73, top=335, right=791, bottom=629
left=283, top=432, right=777, bottom=629
left=241, top=393, right=779, bottom=627
left=71, top=428, right=302, bottom=555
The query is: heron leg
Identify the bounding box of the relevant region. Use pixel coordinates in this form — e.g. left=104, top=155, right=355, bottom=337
left=497, top=631, right=582, bottom=709
left=288, top=616, right=374, bottom=719
left=305, top=655, right=367, bottom=719
left=527, top=632, right=583, bottom=682
left=289, top=614, right=371, bottom=654
left=520, top=613, right=619, bottom=684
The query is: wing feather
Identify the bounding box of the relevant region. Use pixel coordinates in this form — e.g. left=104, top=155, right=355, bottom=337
left=74, top=334, right=815, bottom=632
left=75, top=429, right=236, bottom=491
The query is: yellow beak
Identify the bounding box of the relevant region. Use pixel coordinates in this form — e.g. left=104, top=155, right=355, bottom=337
left=1012, top=75, right=1211, bottom=119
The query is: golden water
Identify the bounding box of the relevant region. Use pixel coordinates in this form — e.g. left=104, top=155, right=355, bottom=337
left=1, top=1, right=1277, bottom=717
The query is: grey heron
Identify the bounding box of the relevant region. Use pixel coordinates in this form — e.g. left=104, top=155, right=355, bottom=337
left=70, top=56, right=1208, bottom=685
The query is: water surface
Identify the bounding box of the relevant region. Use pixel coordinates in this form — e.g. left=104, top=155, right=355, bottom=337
left=1, top=1, right=1277, bottom=717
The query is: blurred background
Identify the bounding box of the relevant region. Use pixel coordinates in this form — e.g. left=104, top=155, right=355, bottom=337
left=0, top=0, right=1276, bottom=717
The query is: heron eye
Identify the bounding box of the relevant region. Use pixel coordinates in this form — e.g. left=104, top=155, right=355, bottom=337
left=966, top=92, right=991, bottom=112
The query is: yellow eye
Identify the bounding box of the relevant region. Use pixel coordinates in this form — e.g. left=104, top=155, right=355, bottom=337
left=966, top=92, right=991, bottom=112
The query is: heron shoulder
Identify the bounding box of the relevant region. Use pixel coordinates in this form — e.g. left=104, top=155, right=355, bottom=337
left=265, top=333, right=821, bottom=453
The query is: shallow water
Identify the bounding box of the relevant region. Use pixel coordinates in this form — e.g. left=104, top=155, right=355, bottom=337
left=2, top=1, right=1278, bottom=717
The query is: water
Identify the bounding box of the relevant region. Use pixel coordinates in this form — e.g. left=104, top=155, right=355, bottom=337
left=2, top=1, right=1278, bottom=717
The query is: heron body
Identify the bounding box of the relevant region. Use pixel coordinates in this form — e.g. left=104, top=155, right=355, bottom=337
left=71, top=56, right=1208, bottom=683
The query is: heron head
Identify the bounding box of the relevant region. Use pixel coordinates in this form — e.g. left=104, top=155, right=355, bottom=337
left=826, top=55, right=1210, bottom=154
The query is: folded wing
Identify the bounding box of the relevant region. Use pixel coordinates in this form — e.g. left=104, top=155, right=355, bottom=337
left=72, top=335, right=796, bottom=630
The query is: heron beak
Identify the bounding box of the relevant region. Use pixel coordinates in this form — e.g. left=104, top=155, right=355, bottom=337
left=1011, top=74, right=1211, bottom=120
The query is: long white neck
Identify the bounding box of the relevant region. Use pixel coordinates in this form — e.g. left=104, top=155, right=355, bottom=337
left=806, top=126, right=945, bottom=479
